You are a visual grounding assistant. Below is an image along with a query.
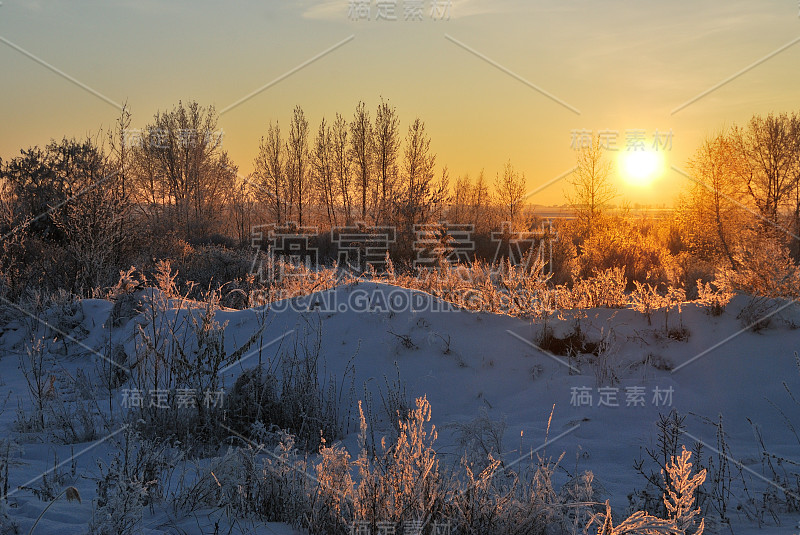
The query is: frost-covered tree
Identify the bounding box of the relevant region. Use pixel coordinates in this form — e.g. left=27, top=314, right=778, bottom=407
left=680, top=132, right=746, bottom=268
left=494, top=160, right=526, bottom=226
left=567, top=137, right=617, bottom=237
left=132, top=100, right=234, bottom=240
left=332, top=113, right=354, bottom=225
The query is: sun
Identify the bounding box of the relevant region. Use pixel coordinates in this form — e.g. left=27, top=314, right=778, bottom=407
left=620, top=150, right=663, bottom=186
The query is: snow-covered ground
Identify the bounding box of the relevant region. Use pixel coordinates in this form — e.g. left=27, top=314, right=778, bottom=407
left=0, top=282, right=799, bottom=534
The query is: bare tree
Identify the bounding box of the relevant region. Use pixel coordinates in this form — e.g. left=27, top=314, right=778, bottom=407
left=349, top=101, right=373, bottom=220
left=731, top=112, right=800, bottom=261
left=448, top=171, right=494, bottom=231
left=470, top=169, right=493, bottom=233
left=732, top=113, right=795, bottom=223
left=493, top=160, right=526, bottom=226
left=133, top=100, right=233, bottom=240
left=230, top=173, right=257, bottom=245
left=332, top=113, right=353, bottom=225
left=397, top=118, right=441, bottom=234
left=567, top=137, right=617, bottom=236
left=683, top=132, right=744, bottom=268
left=790, top=112, right=800, bottom=260
left=107, top=101, right=132, bottom=200
left=433, top=165, right=451, bottom=223
left=253, top=121, right=286, bottom=224
left=449, top=172, right=472, bottom=224
left=287, top=105, right=311, bottom=226
left=313, top=117, right=338, bottom=227
left=373, top=98, right=400, bottom=223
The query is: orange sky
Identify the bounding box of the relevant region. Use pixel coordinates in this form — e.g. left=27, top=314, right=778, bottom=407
left=2, top=0, right=799, bottom=206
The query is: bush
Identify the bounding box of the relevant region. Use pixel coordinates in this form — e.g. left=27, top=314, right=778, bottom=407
left=0, top=499, right=18, bottom=535
left=353, top=396, right=445, bottom=530
left=173, top=245, right=253, bottom=297
left=226, top=322, right=353, bottom=451
left=226, top=365, right=281, bottom=437
left=176, top=428, right=312, bottom=528
left=717, top=233, right=800, bottom=298
left=578, top=220, right=675, bottom=289
left=592, top=446, right=705, bottom=535
left=695, top=279, right=732, bottom=316
left=127, top=279, right=263, bottom=446
left=569, top=267, right=628, bottom=309
left=448, top=407, right=506, bottom=473
left=89, top=430, right=176, bottom=535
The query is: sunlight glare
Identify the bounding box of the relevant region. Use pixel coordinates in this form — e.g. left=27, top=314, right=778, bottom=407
left=621, top=150, right=663, bottom=186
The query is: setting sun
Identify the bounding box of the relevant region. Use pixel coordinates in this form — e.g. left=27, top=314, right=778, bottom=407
left=621, top=150, right=663, bottom=186
left=2, top=4, right=799, bottom=535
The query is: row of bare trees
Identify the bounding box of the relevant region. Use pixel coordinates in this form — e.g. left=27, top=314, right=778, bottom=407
left=252, top=100, right=446, bottom=232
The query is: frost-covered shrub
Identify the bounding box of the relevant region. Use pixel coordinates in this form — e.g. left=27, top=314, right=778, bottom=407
left=590, top=446, right=705, bottom=535
left=16, top=338, right=53, bottom=433
left=173, top=245, right=252, bottom=298
left=177, top=429, right=312, bottom=528
left=107, top=269, right=144, bottom=327
left=378, top=366, right=412, bottom=437
left=736, top=297, right=786, bottom=332
left=225, top=365, right=281, bottom=436
left=0, top=500, right=18, bottom=535
left=569, top=267, right=628, bottom=309
left=49, top=399, right=99, bottom=444
left=309, top=439, right=354, bottom=535
left=446, top=449, right=592, bottom=535
left=225, top=324, right=351, bottom=451
left=42, top=289, right=83, bottom=339
left=6, top=239, right=74, bottom=300
left=695, top=279, right=732, bottom=316
left=90, top=430, right=176, bottom=535
left=663, top=447, right=706, bottom=535
left=743, top=355, right=800, bottom=520
left=106, top=266, right=142, bottom=301
left=449, top=407, right=506, bottom=472
left=578, top=222, right=675, bottom=289
left=560, top=471, right=600, bottom=534
left=630, top=281, right=662, bottom=325
left=90, top=474, right=149, bottom=535
left=277, top=326, right=336, bottom=451
left=548, top=230, right=579, bottom=286
left=353, top=396, right=445, bottom=530
left=717, top=235, right=800, bottom=298
left=129, top=283, right=263, bottom=445
left=236, top=428, right=312, bottom=522
left=447, top=454, right=511, bottom=535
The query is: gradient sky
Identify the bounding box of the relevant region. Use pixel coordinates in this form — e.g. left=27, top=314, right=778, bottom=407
left=1, top=0, right=799, bottom=206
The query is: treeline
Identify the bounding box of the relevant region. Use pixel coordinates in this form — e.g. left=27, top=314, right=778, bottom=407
left=1, top=99, right=799, bottom=301
left=248, top=100, right=539, bottom=251
left=0, top=99, right=535, bottom=298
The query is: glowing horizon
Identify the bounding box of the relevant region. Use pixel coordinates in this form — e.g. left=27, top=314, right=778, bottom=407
left=2, top=1, right=799, bottom=207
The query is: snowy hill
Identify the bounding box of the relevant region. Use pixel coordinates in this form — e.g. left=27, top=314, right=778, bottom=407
left=0, top=283, right=799, bottom=534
